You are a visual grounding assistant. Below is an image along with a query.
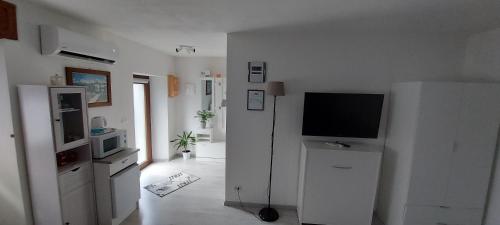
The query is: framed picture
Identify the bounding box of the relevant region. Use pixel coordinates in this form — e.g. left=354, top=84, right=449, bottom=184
left=65, top=67, right=112, bottom=107
left=205, top=80, right=212, bottom=95
left=247, top=90, right=265, bottom=111
left=248, top=61, right=266, bottom=83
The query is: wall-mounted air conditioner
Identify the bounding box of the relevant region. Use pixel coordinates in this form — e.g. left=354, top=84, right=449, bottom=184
left=40, top=25, right=118, bottom=64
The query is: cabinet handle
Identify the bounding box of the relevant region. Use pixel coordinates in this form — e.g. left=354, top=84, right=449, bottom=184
left=10, top=134, right=14, bottom=138
left=436, top=223, right=448, bottom=225
left=55, top=119, right=61, bottom=122
left=71, top=167, right=80, bottom=172
left=332, top=165, right=352, bottom=170
left=439, top=205, right=450, bottom=209
left=122, top=159, right=128, bottom=164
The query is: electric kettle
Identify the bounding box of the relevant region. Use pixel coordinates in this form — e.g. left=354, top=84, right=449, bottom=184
left=91, top=116, right=107, bottom=135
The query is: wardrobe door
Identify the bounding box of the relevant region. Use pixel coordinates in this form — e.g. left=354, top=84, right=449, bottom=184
left=406, top=83, right=462, bottom=206
left=445, top=84, right=500, bottom=208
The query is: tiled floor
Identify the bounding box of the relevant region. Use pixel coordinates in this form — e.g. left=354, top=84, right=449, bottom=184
left=121, top=144, right=299, bottom=225
left=121, top=142, right=384, bottom=225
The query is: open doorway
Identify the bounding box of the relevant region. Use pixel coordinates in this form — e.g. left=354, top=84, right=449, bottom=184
left=123, top=58, right=232, bottom=225
left=133, top=75, right=153, bottom=169
left=195, top=73, right=226, bottom=159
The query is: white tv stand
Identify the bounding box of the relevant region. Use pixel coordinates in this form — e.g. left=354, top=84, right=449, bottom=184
left=297, top=141, right=383, bottom=225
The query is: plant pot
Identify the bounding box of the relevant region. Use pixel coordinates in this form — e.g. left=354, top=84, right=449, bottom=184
left=182, top=150, right=191, bottom=160
left=200, top=121, right=206, bottom=129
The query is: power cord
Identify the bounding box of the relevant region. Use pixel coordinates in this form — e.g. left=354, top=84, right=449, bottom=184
left=236, top=188, right=264, bottom=222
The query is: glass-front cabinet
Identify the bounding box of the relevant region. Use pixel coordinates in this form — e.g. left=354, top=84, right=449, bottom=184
left=50, top=87, right=89, bottom=152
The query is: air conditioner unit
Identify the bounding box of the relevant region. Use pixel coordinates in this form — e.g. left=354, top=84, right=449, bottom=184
left=40, top=25, right=118, bottom=64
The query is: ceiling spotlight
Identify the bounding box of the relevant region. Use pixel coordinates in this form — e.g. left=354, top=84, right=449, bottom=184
left=176, top=45, right=196, bottom=54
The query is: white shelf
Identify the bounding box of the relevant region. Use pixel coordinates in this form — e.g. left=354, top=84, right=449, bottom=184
left=195, top=128, right=213, bottom=143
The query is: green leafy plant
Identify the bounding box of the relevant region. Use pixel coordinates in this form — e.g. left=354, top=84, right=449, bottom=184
left=170, top=131, right=196, bottom=153
left=195, top=110, right=215, bottom=123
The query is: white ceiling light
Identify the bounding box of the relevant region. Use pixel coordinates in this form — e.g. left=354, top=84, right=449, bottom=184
left=176, top=45, right=196, bottom=54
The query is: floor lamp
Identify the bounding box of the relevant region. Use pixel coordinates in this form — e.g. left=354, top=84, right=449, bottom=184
left=259, top=81, right=285, bottom=222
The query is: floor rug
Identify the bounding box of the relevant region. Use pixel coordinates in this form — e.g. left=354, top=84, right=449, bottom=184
left=144, top=171, right=200, bottom=197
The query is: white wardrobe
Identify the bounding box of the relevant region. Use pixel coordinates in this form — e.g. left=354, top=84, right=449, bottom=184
left=379, top=82, right=500, bottom=225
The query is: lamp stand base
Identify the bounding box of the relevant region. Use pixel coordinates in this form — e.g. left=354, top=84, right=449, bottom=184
left=258, top=207, right=279, bottom=222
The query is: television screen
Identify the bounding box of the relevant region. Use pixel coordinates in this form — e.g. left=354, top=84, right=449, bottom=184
left=302, top=92, right=384, bottom=138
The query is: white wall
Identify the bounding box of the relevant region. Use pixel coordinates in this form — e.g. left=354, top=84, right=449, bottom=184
left=173, top=57, right=226, bottom=148
left=225, top=31, right=467, bottom=206
left=463, top=27, right=500, bottom=225
left=3, top=0, right=175, bottom=224
left=150, top=75, right=173, bottom=160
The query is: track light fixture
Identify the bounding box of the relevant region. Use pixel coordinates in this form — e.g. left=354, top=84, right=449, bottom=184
left=175, top=45, right=196, bottom=54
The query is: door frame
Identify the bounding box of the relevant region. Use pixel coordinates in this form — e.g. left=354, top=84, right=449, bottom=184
left=133, top=75, right=153, bottom=169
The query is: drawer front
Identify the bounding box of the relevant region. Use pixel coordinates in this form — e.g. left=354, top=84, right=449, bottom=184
left=59, top=162, right=92, bottom=195
left=404, top=206, right=483, bottom=225
left=110, top=152, right=138, bottom=175
left=302, top=149, right=381, bottom=225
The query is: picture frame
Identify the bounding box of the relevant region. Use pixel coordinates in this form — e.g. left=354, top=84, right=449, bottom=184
left=65, top=67, right=112, bottom=107
left=247, top=90, right=265, bottom=111
left=248, top=61, right=266, bottom=83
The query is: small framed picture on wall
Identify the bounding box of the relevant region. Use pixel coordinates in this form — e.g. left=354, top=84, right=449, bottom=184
left=248, top=61, right=266, bottom=83
left=247, top=90, right=265, bottom=111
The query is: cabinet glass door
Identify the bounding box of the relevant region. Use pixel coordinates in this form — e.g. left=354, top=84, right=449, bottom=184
left=50, top=87, right=89, bottom=152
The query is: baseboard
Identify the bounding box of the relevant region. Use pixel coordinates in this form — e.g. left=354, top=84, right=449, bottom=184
left=223, top=200, right=297, bottom=210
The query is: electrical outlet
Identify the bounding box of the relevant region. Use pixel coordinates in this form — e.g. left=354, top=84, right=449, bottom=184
left=234, top=185, right=241, bottom=191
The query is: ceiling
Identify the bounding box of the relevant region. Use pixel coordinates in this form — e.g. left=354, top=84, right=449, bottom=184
left=29, top=0, right=500, bottom=57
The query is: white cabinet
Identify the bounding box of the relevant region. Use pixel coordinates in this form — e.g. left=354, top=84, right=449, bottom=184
left=111, top=164, right=141, bottom=218
left=379, top=82, right=500, bottom=225
left=18, top=85, right=95, bottom=225
left=61, top=183, right=96, bottom=225
left=93, top=149, right=140, bottom=225
left=298, top=141, right=382, bottom=225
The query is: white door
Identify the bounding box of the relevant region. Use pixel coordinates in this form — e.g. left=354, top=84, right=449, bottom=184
left=302, top=149, right=381, bottom=225
left=110, top=164, right=140, bottom=218
left=445, top=83, right=500, bottom=208
left=407, top=83, right=462, bottom=206
left=61, top=183, right=96, bottom=225
left=50, top=87, right=89, bottom=152
left=0, top=44, right=26, bottom=225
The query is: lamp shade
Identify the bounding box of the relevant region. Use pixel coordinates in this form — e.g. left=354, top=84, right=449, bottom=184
left=267, top=81, right=285, bottom=96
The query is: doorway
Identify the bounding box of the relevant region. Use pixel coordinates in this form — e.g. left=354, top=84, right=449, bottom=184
left=133, top=75, right=152, bottom=169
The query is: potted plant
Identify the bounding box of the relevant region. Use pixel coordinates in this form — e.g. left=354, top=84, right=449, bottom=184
left=195, top=110, right=215, bottom=129
left=170, top=131, right=196, bottom=160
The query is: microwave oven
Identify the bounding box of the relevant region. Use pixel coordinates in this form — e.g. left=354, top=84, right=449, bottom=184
left=90, top=129, right=127, bottom=159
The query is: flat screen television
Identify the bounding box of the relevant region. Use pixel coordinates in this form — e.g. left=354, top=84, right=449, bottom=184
left=302, top=92, right=384, bottom=138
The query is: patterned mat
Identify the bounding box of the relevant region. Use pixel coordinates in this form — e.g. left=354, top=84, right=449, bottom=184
left=144, top=171, right=200, bottom=197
